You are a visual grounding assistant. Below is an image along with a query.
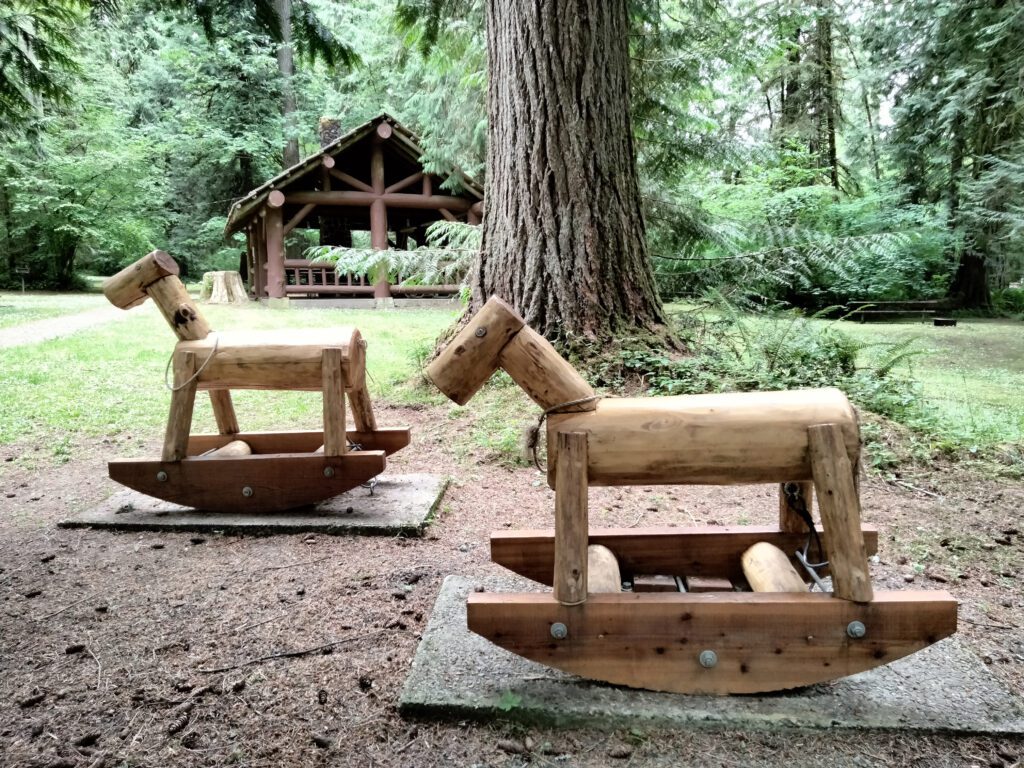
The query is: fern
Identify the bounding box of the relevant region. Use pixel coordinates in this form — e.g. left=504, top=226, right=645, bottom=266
left=306, top=220, right=480, bottom=287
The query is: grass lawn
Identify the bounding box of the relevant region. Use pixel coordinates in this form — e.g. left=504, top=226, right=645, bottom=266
left=819, top=318, right=1024, bottom=448
left=0, top=291, right=108, bottom=329
left=2, top=292, right=1021, bottom=466
left=0, top=300, right=459, bottom=447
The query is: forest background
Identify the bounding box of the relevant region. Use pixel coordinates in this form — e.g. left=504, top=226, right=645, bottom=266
left=2, top=0, right=1023, bottom=315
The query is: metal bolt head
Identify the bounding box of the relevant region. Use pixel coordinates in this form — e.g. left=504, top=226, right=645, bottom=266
left=323, top=466, right=335, bottom=478
left=847, top=620, right=867, bottom=639
left=698, top=650, right=718, bottom=669
left=550, top=622, right=568, bottom=640
left=474, top=327, right=487, bottom=338
left=156, top=471, right=168, bottom=482
left=242, top=486, right=254, bottom=497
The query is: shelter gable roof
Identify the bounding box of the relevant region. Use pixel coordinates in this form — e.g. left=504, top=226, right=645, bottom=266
left=225, top=113, right=483, bottom=235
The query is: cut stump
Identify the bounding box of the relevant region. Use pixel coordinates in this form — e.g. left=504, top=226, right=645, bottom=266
left=203, top=271, right=248, bottom=304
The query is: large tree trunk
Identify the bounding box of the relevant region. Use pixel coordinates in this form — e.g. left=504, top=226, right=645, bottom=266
left=473, top=0, right=671, bottom=346
left=948, top=249, right=990, bottom=308
left=815, top=0, right=840, bottom=190
left=276, top=0, right=299, bottom=168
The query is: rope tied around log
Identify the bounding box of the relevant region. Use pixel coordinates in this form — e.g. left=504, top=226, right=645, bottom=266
left=528, top=394, right=605, bottom=472
left=164, top=334, right=220, bottom=392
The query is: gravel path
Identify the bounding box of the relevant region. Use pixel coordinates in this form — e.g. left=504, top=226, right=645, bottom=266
left=0, top=305, right=131, bottom=349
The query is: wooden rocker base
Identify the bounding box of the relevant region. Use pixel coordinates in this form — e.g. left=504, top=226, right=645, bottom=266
left=109, top=428, right=410, bottom=513
left=467, top=590, right=958, bottom=695
left=110, top=449, right=389, bottom=514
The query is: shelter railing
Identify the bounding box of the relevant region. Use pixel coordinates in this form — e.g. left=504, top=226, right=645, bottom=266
left=282, top=259, right=460, bottom=298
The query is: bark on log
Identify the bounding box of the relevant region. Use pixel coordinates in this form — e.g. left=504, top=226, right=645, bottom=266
left=476, top=0, right=669, bottom=342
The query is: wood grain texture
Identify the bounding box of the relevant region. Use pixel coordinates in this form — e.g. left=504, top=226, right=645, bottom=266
left=810, top=424, right=874, bottom=603
left=162, top=351, right=198, bottom=462
left=321, top=348, right=347, bottom=456
left=742, top=542, right=809, bottom=593
left=174, top=328, right=362, bottom=391
left=547, top=388, right=859, bottom=487
left=489, top=526, right=878, bottom=585
left=103, top=250, right=179, bottom=309
left=146, top=276, right=211, bottom=341
left=497, top=325, right=596, bottom=412
left=554, top=432, right=589, bottom=605
left=186, top=428, right=410, bottom=457
left=108, top=451, right=387, bottom=513
left=349, top=386, right=378, bottom=432
left=426, top=296, right=525, bottom=405
left=208, top=390, right=240, bottom=435
left=467, top=590, right=957, bottom=694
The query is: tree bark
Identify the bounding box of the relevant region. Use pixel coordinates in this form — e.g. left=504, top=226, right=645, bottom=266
left=474, top=0, right=671, bottom=346
left=276, top=0, right=299, bottom=168
left=816, top=0, right=840, bottom=190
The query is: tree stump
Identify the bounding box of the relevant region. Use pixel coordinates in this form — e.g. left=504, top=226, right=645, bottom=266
left=202, top=271, right=249, bottom=304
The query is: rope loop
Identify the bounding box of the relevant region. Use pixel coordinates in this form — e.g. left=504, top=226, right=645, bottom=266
left=529, top=394, right=605, bottom=472
left=164, top=334, right=220, bottom=392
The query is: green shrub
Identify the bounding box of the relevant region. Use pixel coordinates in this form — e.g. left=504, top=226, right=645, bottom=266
left=992, top=287, right=1024, bottom=317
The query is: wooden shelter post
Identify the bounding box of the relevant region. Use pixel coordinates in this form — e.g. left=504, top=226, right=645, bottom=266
left=370, top=124, right=390, bottom=300
left=265, top=194, right=286, bottom=299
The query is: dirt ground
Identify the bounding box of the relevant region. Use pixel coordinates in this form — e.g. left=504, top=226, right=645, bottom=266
left=1, top=402, right=1022, bottom=768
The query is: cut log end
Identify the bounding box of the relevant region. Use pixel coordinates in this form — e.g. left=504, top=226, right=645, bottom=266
left=103, top=250, right=180, bottom=309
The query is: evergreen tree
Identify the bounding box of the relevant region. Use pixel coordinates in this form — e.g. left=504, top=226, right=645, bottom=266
left=869, top=0, right=1024, bottom=306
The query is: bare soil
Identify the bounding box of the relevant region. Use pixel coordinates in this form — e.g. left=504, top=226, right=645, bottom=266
left=1, top=402, right=1022, bottom=768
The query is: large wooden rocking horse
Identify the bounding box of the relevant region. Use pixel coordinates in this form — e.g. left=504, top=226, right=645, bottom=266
left=427, top=297, right=957, bottom=694
left=101, top=251, right=409, bottom=513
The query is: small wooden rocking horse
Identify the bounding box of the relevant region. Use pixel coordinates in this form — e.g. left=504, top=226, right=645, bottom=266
left=101, top=251, right=409, bottom=512
left=427, top=297, right=957, bottom=694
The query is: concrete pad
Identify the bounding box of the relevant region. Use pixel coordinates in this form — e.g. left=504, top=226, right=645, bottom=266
left=61, top=474, right=447, bottom=537
left=401, top=575, right=1024, bottom=733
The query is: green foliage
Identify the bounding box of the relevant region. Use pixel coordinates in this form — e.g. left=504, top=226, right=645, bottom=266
left=992, top=287, right=1024, bottom=318
left=0, top=1, right=86, bottom=136
left=0, top=36, right=167, bottom=289
left=307, top=220, right=479, bottom=290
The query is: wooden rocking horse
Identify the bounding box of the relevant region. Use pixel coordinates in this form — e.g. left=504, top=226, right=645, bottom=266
left=427, top=297, right=957, bottom=694
left=101, top=251, right=409, bottom=513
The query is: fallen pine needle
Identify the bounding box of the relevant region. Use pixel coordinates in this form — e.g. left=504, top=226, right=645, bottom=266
left=197, top=630, right=387, bottom=674
left=33, top=594, right=94, bottom=621
left=259, top=555, right=332, bottom=573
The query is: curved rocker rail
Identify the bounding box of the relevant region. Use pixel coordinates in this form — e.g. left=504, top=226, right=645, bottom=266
left=467, top=590, right=958, bottom=695
left=110, top=451, right=387, bottom=513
